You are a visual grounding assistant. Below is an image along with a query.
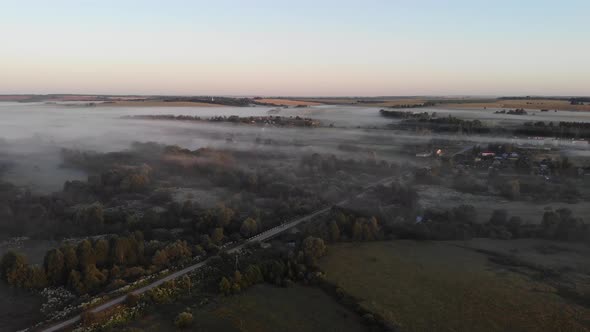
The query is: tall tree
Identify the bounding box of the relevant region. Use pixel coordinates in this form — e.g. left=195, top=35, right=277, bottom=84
left=219, top=277, right=231, bottom=295
left=94, top=239, right=110, bottom=267
left=112, top=237, right=131, bottom=266
left=240, top=218, right=258, bottom=238
left=210, top=227, right=224, bottom=245
left=77, top=239, right=95, bottom=270
left=352, top=221, right=363, bottom=241
left=62, top=245, right=78, bottom=274
left=152, top=250, right=169, bottom=267
left=44, top=248, right=65, bottom=285
left=67, top=269, right=84, bottom=294
left=74, top=202, right=104, bottom=233
left=82, top=264, right=106, bottom=293
left=328, top=220, right=340, bottom=242
left=216, top=204, right=234, bottom=227
left=0, top=251, right=28, bottom=286
left=23, top=265, right=48, bottom=290
left=302, top=236, right=326, bottom=265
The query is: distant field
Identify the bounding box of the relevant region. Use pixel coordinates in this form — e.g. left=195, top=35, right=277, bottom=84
left=4, top=96, right=588, bottom=111
left=291, top=97, right=590, bottom=111
left=373, top=99, right=427, bottom=107
left=256, top=98, right=324, bottom=106
left=0, top=95, right=33, bottom=101
left=443, top=99, right=590, bottom=112
left=320, top=241, right=590, bottom=332
left=294, top=98, right=361, bottom=105
left=99, top=100, right=222, bottom=107
left=121, top=284, right=367, bottom=332
left=296, top=97, right=427, bottom=106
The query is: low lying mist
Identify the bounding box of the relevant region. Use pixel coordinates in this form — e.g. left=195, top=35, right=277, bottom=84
left=1, top=102, right=588, bottom=192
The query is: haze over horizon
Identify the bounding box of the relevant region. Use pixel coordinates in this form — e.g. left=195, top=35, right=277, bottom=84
left=1, top=0, right=589, bottom=96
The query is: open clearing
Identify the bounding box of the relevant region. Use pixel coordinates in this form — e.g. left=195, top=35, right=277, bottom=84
left=320, top=240, right=590, bottom=332
left=120, top=284, right=367, bottom=332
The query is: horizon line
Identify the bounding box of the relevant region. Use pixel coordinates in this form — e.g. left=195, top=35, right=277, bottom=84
left=1, top=93, right=589, bottom=99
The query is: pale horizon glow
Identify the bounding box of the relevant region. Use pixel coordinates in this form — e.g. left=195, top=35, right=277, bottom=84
left=1, top=0, right=589, bottom=96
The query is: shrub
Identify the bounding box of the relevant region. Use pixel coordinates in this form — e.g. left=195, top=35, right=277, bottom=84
left=147, top=286, right=174, bottom=304
left=174, top=311, right=193, bottom=329
left=219, top=277, right=231, bottom=295
left=106, top=278, right=127, bottom=291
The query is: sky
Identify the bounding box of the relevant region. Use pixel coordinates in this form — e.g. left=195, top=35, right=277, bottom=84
left=0, top=0, right=589, bottom=96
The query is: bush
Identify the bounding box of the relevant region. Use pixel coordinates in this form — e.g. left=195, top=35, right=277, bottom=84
left=122, top=266, right=146, bottom=280
left=147, top=286, right=174, bottom=304
left=106, top=278, right=127, bottom=291
left=219, top=277, right=231, bottom=295
left=174, top=311, right=193, bottom=329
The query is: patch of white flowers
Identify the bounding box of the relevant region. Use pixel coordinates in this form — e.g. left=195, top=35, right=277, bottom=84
left=72, top=302, right=147, bottom=332
left=40, top=287, right=76, bottom=315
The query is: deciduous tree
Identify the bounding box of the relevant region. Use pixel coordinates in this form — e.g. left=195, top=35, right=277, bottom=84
left=240, top=217, right=258, bottom=238
left=219, top=276, right=231, bottom=295
left=302, top=236, right=326, bottom=265
left=44, top=248, right=65, bottom=285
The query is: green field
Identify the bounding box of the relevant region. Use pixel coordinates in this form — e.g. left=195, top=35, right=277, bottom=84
left=121, top=284, right=368, bottom=332
left=319, top=240, right=590, bottom=332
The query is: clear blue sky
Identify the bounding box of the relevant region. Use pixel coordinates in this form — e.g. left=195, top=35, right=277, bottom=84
left=1, top=0, right=589, bottom=96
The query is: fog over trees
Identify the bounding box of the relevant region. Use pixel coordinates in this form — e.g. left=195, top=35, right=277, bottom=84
left=0, top=100, right=589, bottom=331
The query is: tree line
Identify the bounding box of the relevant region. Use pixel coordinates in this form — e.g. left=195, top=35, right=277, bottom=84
left=0, top=232, right=196, bottom=294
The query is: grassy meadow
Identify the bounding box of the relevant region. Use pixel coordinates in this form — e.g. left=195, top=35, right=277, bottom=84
left=119, top=284, right=367, bottom=332
left=319, top=240, right=590, bottom=332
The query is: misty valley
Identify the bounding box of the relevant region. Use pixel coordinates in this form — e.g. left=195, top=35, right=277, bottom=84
left=1, top=99, right=590, bottom=331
